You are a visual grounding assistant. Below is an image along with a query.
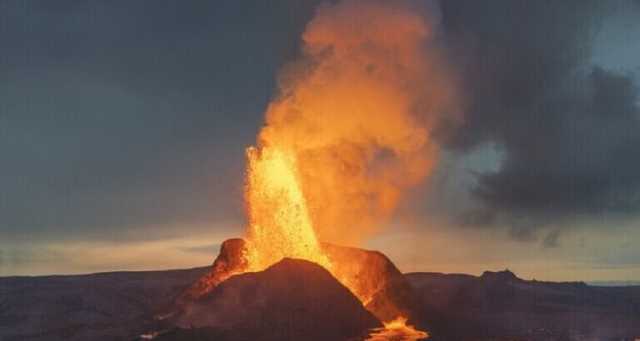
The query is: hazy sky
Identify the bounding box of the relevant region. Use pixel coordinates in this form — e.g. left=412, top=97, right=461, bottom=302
left=1, top=0, right=639, bottom=280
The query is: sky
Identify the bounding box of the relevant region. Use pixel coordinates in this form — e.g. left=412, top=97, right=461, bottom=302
left=1, top=0, right=639, bottom=281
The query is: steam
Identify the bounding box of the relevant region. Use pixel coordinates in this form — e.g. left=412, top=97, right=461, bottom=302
left=255, top=0, right=456, bottom=245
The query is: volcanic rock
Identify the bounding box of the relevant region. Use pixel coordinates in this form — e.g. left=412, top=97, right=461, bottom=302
left=171, top=258, right=381, bottom=341
left=176, top=238, right=248, bottom=305
left=177, top=238, right=422, bottom=326
left=321, top=243, right=421, bottom=324
left=406, top=271, right=640, bottom=340
left=0, top=267, right=208, bottom=341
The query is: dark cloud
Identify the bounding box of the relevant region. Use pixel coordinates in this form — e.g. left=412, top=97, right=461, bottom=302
left=438, top=0, right=640, bottom=232
left=2, top=0, right=639, bottom=250
left=0, top=0, right=323, bottom=241
left=542, top=230, right=562, bottom=249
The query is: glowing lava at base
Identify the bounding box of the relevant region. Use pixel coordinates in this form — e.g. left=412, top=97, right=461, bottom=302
left=366, top=317, right=429, bottom=341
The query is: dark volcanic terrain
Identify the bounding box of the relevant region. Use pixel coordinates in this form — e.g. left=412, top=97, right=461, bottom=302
left=408, top=270, right=640, bottom=340
left=1, top=265, right=639, bottom=340
left=0, top=267, right=207, bottom=341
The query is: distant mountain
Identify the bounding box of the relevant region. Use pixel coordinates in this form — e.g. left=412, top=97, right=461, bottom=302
left=406, top=270, right=640, bottom=340
left=588, top=280, right=640, bottom=287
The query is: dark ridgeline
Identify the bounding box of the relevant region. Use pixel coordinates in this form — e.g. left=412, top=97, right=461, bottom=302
left=164, top=239, right=423, bottom=341
left=0, top=267, right=209, bottom=341
left=407, top=270, right=640, bottom=340
left=1, top=263, right=639, bottom=340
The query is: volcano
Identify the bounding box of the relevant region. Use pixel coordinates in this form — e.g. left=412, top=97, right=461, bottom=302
left=154, top=238, right=428, bottom=341
left=165, top=258, right=380, bottom=341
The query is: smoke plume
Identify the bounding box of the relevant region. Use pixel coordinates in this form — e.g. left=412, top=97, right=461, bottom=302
left=438, top=0, right=640, bottom=238
left=254, top=0, right=456, bottom=245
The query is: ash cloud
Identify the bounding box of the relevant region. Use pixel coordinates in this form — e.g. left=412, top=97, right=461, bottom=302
left=437, top=1, right=640, bottom=235
left=256, top=0, right=457, bottom=245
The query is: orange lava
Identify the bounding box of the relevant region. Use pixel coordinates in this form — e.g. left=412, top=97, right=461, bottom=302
left=244, top=145, right=332, bottom=272
left=366, top=317, right=429, bottom=341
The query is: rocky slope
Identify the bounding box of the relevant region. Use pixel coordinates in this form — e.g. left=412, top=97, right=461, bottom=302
left=0, top=267, right=207, bottom=341
left=406, top=270, right=640, bottom=340
left=163, top=258, right=380, bottom=341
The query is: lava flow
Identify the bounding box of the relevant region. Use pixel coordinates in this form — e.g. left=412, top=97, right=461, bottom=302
left=366, top=317, right=429, bottom=341
left=244, top=145, right=332, bottom=272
